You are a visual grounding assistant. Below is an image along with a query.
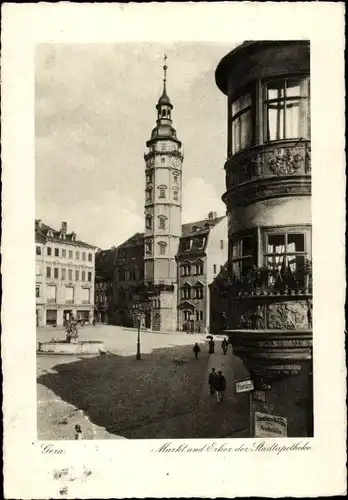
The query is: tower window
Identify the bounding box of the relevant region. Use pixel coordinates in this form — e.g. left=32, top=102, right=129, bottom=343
left=173, top=190, right=179, bottom=201
left=146, top=214, right=153, bottom=230
left=158, top=241, right=167, bottom=255
left=146, top=187, right=153, bottom=202
left=158, top=216, right=167, bottom=230
left=146, top=173, right=153, bottom=183
left=173, top=174, right=178, bottom=184
left=162, top=109, right=166, bottom=117
left=158, top=185, right=167, bottom=199
left=145, top=240, right=153, bottom=255
left=161, top=157, right=165, bottom=164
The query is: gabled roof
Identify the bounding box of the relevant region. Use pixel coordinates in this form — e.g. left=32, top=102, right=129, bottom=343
left=35, top=220, right=96, bottom=249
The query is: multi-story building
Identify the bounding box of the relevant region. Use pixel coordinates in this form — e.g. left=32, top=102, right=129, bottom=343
left=215, top=41, right=312, bottom=436
left=35, top=219, right=97, bottom=327
left=95, top=247, right=117, bottom=324
left=112, top=232, right=145, bottom=327
left=177, top=212, right=227, bottom=333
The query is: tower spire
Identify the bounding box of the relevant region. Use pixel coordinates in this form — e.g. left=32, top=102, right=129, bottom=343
left=157, top=53, right=171, bottom=107
left=163, top=53, right=168, bottom=93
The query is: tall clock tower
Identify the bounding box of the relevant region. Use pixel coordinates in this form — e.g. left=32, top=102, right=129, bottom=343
left=143, top=56, right=183, bottom=331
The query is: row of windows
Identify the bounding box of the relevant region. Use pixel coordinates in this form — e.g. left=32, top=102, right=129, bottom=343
left=183, top=310, right=204, bottom=322
left=182, top=237, right=206, bottom=251
left=146, top=171, right=179, bottom=184
left=181, top=284, right=204, bottom=300
left=37, top=284, right=91, bottom=304
left=118, top=269, right=139, bottom=282
left=36, top=245, right=93, bottom=261
left=230, top=77, right=310, bottom=156
left=180, top=262, right=204, bottom=276
left=146, top=186, right=179, bottom=202
left=145, top=214, right=170, bottom=230
left=45, top=267, right=92, bottom=282
left=230, top=227, right=311, bottom=288
left=145, top=241, right=167, bottom=255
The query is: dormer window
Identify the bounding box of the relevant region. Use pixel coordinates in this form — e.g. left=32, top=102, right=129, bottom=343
left=47, top=230, right=53, bottom=238
left=183, top=239, right=192, bottom=251
left=59, top=232, right=66, bottom=240
left=71, top=233, right=76, bottom=242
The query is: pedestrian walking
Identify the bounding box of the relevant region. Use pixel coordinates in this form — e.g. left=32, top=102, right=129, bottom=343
left=208, top=339, right=215, bottom=354
left=193, top=343, right=201, bottom=359
left=208, top=368, right=218, bottom=395
left=215, top=370, right=227, bottom=403
left=221, top=338, right=228, bottom=355
left=74, top=424, right=83, bottom=440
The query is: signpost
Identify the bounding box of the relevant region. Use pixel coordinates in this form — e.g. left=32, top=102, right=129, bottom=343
left=235, top=379, right=255, bottom=437
left=254, top=411, right=288, bottom=437
left=132, top=301, right=152, bottom=361
left=235, top=379, right=254, bottom=393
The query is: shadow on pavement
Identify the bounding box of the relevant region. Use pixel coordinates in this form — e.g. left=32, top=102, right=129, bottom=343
left=37, top=344, right=249, bottom=439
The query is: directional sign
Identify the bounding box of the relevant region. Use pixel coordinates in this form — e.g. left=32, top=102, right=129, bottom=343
left=235, top=379, right=254, bottom=393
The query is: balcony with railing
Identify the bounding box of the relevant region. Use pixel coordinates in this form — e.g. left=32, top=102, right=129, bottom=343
left=221, top=259, right=312, bottom=299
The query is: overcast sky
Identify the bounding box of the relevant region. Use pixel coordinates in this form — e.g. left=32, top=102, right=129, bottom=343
left=35, top=42, right=238, bottom=249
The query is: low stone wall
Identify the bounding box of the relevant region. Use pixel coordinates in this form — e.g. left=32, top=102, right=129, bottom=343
left=38, top=341, right=106, bottom=355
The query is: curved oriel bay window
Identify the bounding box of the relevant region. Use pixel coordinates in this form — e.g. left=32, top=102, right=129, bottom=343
left=263, top=228, right=311, bottom=289
left=264, top=78, right=310, bottom=142
left=231, top=92, right=252, bottom=154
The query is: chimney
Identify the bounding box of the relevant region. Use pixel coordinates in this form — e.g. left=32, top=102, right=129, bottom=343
left=61, top=221, right=67, bottom=233
left=208, top=211, right=217, bottom=220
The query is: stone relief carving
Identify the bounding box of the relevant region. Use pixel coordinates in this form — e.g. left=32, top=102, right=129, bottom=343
left=268, top=148, right=304, bottom=175
left=267, top=302, right=307, bottom=330
left=252, top=305, right=265, bottom=329
left=305, top=146, right=311, bottom=173
left=236, top=308, right=253, bottom=329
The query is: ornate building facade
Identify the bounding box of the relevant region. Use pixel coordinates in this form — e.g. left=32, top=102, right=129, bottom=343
left=35, top=219, right=97, bottom=327
left=142, top=57, right=184, bottom=331
left=215, top=41, right=312, bottom=437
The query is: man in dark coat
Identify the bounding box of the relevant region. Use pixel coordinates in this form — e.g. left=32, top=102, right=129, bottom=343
left=208, top=368, right=217, bottom=395
left=193, top=343, right=201, bottom=359
left=215, top=370, right=227, bottom=403
left=208, top=339, right=215, bottom=354
left=221, top=338, right=228, bottom=355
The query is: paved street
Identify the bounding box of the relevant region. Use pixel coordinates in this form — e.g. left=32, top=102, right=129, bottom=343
left=37, top=324, right=250, bottom=440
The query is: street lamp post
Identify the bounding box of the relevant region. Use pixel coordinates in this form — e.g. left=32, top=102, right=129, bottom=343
left=136, top=313, right=141, bottom=360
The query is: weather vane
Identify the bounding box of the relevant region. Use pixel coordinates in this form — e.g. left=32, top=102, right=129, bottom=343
left=163, top=53, right=168, bottom=83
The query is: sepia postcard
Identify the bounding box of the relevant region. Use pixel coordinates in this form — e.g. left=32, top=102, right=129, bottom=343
left=2, top=2, right=346, bottom=498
